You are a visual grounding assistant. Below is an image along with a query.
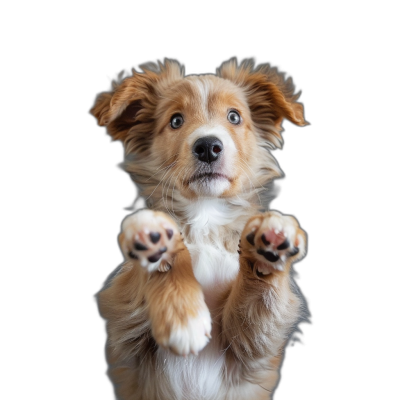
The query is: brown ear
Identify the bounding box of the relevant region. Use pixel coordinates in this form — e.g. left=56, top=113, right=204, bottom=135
left=217, top=58, right=308, bottom=148
left=89, top=73, right=143, bottom=142
left=90, top=59, right=184, bottom=145
left=90, top=91, right=113, bottom=127
left=90, top=90, right=143, bottom=142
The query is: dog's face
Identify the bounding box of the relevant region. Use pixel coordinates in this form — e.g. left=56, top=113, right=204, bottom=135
left=91, top=59, right=306, bottom=206
left=149, top=75, right=256, bottom=199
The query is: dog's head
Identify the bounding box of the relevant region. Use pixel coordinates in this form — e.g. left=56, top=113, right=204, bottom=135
left=91, top=58, right=307, bottom=209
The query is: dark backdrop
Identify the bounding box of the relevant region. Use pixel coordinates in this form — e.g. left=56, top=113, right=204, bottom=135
left=53, top=21, right=357, bottom=400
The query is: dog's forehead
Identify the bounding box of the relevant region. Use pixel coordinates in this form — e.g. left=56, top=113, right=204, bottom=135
left=160, top=75, right=247, bottom=114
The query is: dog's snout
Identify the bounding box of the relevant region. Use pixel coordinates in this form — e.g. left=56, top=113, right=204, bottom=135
left=193, top=136, right=223, bottom=164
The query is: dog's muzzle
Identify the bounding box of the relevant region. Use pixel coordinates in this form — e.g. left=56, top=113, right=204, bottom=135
left=192, top=136, right=223, bottom=164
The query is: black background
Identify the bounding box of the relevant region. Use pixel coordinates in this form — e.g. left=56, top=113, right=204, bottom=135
left=42, top=11, right=370, bottom=400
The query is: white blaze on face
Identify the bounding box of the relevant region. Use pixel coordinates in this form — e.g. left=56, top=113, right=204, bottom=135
left=187, top=125, right=238, bottom=196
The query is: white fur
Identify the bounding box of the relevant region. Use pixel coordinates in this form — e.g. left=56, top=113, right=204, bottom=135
left=156, top=338, right=225, bottom=400
left=182, top=197, right=250, bottom=240
left=188, top=242, right=239, bottom=308
left=187, top=124, right=237, bottom=158
left=189, top=176, right=231, bottom=197
left=160, top=305, right=212, bottom=356
left=192, top=79, right=211, bottom=117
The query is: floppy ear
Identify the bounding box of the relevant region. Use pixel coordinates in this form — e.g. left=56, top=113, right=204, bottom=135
left=90, top=91, right=114, bottom=127
left=90, top=59, right=184, bottom=145
left=217, top=58, right=308, bottom=148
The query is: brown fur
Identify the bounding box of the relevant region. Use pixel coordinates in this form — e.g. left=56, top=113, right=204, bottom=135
left=92, top=58, right=308, bottom=400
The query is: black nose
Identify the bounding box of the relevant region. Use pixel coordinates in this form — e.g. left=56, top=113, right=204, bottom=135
left=193, top=136, right=223, bottom=164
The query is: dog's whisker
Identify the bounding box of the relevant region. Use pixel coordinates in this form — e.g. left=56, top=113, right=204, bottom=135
left=237, top=161, right=263, bottom=207
left=166, top=170, right=176, bottom=216
left=181, top=167, right=192, bottom=186
left=145, top=153, right=179, bottom=182
left=145, top=161, right=177, bottom=183
left=165, top=167, right=176, bottom=199
left=171, top=168, right=187, bottom=213
left=238, top=156, right=267, bottom=191
left=237, top=160, right=261, bottom=192
left=145, top=165, right=173, bottom=201
left=161, top=170, right=176, bottom=219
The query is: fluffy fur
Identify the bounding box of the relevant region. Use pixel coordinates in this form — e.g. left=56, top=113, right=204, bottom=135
left=91, top=58, right=308, bottom=400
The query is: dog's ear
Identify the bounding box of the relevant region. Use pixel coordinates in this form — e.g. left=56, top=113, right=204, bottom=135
left=90, top=59, right=184, bottom=145
left=217, top=58, right=308, bottom=148
left=90, top=91, right=114, bottom=127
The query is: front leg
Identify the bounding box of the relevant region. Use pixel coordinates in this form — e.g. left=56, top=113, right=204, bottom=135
left=221, top=210, right=306, bottom=366
left=118, top=210, right=212, bottom=356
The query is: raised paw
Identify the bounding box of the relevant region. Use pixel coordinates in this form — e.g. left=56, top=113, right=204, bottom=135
left=155, top=300, right=212, bottom=357
left=240, top=211, right=306, bottom=276
left=119, top=210, right=182, bottom=273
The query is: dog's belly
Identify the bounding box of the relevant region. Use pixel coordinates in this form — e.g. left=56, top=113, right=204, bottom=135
left=156, top=336, right=225, bottom=400
left=153, top=242, right=240, bottom=399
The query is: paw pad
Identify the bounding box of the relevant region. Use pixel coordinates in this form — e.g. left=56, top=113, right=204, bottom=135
left=147, top=246, right=167, bottom=263
left=130, top=227, right=175, bottom=266
left=149, top=232, right=161, bottom=244
left=241, top=212, right=305, bottom=275
left=277, top=239, right=290, bottom=250
left=257, top=249, right=280, bottom=262
left=246, top=231, right=256, bottom=246
left=120, top=211, right=180, bottom=272
left=134, top=242, right=148, bottom=251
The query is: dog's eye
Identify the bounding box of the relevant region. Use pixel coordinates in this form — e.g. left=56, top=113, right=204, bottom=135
left=227, top=110, right=241, bottom=125
left=170, top=114, right=184, bottom=129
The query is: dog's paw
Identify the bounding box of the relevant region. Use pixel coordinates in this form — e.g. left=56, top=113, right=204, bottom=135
left=241, top=211, right=306, bottom=275
left=157, top=301, right=212, bottom=356
left=119, top=210, right=181, bottom=273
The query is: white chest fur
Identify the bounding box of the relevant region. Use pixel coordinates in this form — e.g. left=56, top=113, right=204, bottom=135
left=180, top=198, right=245, bottom=309
left=186, top=242, right=239, bottom=310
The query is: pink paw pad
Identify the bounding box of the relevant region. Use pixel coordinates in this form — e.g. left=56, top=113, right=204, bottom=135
left=261, top=230, right=288, bottom=249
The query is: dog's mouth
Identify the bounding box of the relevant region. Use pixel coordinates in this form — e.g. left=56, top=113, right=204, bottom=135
left=187, top=172, right=233, bottom=185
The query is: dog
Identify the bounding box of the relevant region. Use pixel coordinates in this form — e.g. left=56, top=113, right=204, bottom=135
left=91, top=58, right=308, bottom=400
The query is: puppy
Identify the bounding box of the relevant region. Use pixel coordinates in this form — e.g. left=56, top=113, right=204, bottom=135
left=91, top=58, right=308, bottom=400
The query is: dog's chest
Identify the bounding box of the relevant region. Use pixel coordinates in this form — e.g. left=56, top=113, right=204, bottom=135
left=186, top=241, right=239, bottom=309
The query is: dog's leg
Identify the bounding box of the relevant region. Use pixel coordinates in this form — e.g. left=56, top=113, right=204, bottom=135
left=221, top=211, right=306, bottom=393
left=100, top=209, right=212, bottom=362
